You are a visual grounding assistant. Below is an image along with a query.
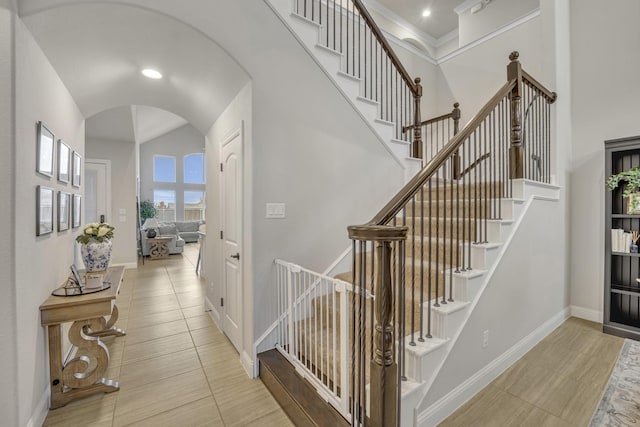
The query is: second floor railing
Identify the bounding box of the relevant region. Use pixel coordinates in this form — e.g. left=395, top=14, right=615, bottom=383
left=294, top=0, right=424, bottom=157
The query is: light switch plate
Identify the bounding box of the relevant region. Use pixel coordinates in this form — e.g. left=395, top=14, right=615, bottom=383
left=119, top=208, right=126, bottom=215
left=266, top=203, right=286, bottom=219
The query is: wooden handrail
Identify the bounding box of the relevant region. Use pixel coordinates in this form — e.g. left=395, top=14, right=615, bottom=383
left=369, top=79, right=517, bottom=226
left=522, top=70, right=557, bottom=103
left=351, top=0, right=418, bottom=95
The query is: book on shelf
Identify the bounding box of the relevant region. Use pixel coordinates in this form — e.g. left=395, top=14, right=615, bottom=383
left=612, top=228, right=632, bottom=253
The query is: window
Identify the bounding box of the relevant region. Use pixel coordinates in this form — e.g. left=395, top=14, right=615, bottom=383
left=153, top=189, right=176, bottom=221
left=184, top=190, right=205, bottom=221
left=153, top=155, right=176, bottom=183
left=184, top=153, right=205, bottom=184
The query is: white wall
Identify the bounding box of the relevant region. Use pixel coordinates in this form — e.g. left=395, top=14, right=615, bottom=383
left=14, top=17, right=85, bottom=427
left=569, top=0, right=640, bottom=320
left=458, top=0, right=539, bottom=47
left=0, top=3, right=18, bottom=426
left=205, top=82, right=253, bottom=364
left=86, top=137, right=138, bottom=266
left=139, top=124, right=205, bottom=221
left=437, top=14, right=546, bottom=126
left=419, top=197, right=569, bottom=417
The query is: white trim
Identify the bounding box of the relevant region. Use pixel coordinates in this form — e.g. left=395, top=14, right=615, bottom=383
left=241, top=350, right=255, bottom=378
left=26, top=388, right=49, bottom=427
left=438, top=9, right=540, bottom=64
left=571, top=305, right=603, bottom=324
left=322, top=245, right=352, bottom=277
left=86, top=158, right=112, bottom=223
left=382, top=30, right=438, bottom=65
left=417, top=306, right=571, bottom=427
left=204, top=295, right=221, bottom=328
left=437, top=28, right=459, bottom=47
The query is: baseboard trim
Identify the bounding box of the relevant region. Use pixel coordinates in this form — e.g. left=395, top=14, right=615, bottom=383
left=417, top=306, right=571, bottom=426
left=241, top=350, right=255, bottom=378
left=26, top=387, right=50, bottom=427
left=204, top=296, right=221, bottom=328
left=571, top=305, right=603, bottom=323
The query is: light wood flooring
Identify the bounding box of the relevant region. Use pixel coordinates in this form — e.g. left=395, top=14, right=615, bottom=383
left=43, top=244, right=293, bottom=427
left=440, top=317, right=625, bottom=426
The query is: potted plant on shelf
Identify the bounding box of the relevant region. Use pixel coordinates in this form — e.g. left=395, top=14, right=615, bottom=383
left=607, top=166, right=640, bottom=214
left=76, top=222, right=115, bottom=273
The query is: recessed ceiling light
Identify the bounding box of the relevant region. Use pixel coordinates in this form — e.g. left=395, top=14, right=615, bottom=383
left=141, top=68, right=163, bottom=79
left=422, top=9, right=431, bottom=17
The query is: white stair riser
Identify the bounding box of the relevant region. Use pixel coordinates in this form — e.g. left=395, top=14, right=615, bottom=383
left=470, top=245, right=500, bottom=270
left=406, top=344, right=446, bottom=383
left=448, top=271, right=485, bottom=302
left=313, top=45, right=343, bottom=74
left=356, top=96, right=380, bottom=121
left=335, top=71, right=363, bottom=100
left=430, top=305, right=468, bottom=340
left=288, top=13, right=321, bottom=47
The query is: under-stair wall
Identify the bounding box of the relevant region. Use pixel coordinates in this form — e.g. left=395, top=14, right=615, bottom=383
left=417, top=185, right=567, bottom=425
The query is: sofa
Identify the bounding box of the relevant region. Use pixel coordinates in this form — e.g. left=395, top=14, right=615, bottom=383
left=141, top=223, right=185, bottom=256
left=174, top=220, right=205, bottom=243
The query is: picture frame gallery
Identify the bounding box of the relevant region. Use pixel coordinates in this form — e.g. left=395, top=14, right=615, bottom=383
left=35, top=121, right=83, bottom=236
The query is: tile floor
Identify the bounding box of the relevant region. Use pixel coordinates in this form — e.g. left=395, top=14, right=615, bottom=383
left=43, top=244, right=293, bottom=427
left=440, top=317, right=625, bottom=426
left=43, top=245, right=625, bottom=427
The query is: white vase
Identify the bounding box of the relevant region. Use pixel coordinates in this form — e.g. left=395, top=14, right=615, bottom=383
left=81, top=239, right=113, bottom=273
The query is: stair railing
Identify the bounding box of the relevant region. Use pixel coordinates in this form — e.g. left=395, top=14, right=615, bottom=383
left=404, top=103, right=462, bottom=167
left=347, top=52, right=556, bottom=427
left=294, top=0, right=424, bottom=157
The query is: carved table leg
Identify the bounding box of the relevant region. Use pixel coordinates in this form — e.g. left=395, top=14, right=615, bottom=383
left=86, top=304, right=126, bottom=338
left=49, top=318, right=119, bottom=409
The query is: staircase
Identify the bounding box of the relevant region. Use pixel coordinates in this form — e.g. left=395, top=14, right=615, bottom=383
left=266, top=0, right=426, bottom=181
left=258, top=1, right=558, bottom=426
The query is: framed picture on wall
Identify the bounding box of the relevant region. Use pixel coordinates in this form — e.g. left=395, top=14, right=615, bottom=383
left=72, top=194, right=81, bottom=228
left=36, top=121, right=55, bottom=177
left=72, top=151, right=81, bottom=188
left=57, top=140, right=71, bottom=183
left=58, top=191, right=70, bottom=232
left=36, top=185, right=54, bottom=236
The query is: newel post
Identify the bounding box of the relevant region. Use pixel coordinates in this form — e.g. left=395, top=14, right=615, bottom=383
left=412, top=78, right=423, bottom=159
left=347, top=225, right=407, bottom=427
left=507, top=51, right=524, bottom=179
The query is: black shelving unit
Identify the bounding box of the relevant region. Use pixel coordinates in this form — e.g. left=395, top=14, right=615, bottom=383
left=605, top=136, right=640, bottom=340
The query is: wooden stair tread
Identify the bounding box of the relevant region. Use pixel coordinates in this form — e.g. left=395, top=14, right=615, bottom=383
left=258, top=349, right=349, bottom=427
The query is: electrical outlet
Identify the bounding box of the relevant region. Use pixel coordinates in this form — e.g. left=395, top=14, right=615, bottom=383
left=482, top=330, right=489, bottom=348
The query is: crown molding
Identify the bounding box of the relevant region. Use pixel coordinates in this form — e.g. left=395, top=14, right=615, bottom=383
left=438, top=9, right=540, bottom=64
left=437, top=28, right=459, bottom=47
left=381, top=29, right=438, bottom=65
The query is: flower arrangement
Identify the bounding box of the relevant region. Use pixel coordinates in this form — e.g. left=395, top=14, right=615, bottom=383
left=76, top=222, right=115, bottom=244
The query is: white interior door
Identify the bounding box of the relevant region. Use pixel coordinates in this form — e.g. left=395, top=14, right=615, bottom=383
left=85, top=159, right=111, bottom=223
left=221, top=129, right=243, bottom=353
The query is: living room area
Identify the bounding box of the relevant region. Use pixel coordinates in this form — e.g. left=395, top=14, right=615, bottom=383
left=84, top=105, right=207, bottom=264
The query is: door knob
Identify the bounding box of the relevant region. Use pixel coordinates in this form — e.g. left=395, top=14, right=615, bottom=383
left=230, top=253, right=240, bottom=260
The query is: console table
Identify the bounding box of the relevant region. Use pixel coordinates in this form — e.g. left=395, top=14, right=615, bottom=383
left=40, top=265, right=126, bottom=409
